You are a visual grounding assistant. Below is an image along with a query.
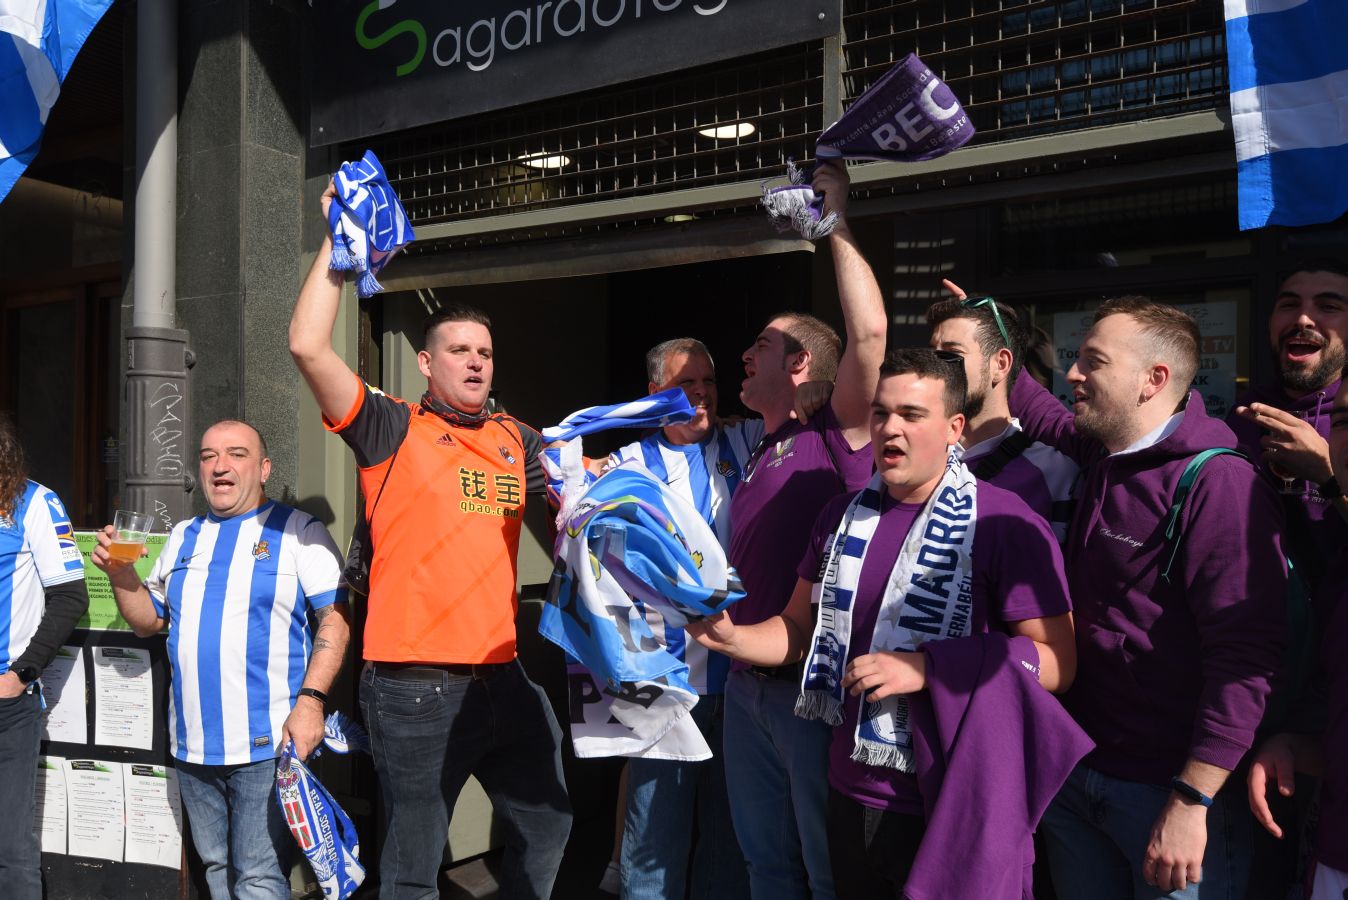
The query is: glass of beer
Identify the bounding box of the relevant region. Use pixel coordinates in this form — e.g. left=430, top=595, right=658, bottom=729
left=109, top=510, right=155, bottom=565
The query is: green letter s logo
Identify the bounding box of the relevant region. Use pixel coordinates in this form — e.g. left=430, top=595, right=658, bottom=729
left=355, top=0, right=426, bottom=77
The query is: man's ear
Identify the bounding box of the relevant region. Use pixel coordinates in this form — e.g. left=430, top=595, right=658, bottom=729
left=947, top=413, right=966, bottom=446
left=1140, top=362, right=1172, bottom=403
left=787, top=350, right=811, bottom=376
left=647, top=381, right=660, bottom=396
left=989, top=347, right=1014, bottom=388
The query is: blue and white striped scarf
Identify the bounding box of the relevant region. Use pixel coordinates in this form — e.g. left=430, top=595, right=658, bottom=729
left=275, top=742, right=364, bottom=899
left=328, top=150, right=414, bottom=298
left=543, top=460, right=745, bottom=759
left=541, top=388, right=694, bottom=520
left=797, top=453, right=977, bottom=771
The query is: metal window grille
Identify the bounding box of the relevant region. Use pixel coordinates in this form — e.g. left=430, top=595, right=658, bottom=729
left=355, top=43, right=825, bottom=228
left=842, top=0, right=1227, bottom=142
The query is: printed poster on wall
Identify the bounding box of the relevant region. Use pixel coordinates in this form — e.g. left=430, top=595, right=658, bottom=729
left=65, top=759, right=125, bottom=862
left=1050, top=301, right=1239, bottom=418
left=74, top=533, right=167, bottom=631
left=41, top=645, right=86, bottom=744
left=35, top=756, right=68, bottom=854
left=92, top=647, right=155, bottom=751
left=123, top=764, right=183, bottom=868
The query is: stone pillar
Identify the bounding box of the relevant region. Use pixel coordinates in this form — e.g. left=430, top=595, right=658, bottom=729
left=175, top=0, right=306, bottom=511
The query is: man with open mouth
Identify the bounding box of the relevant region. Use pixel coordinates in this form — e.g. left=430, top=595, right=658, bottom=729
left=1229, top=258, right=1348, bottom=588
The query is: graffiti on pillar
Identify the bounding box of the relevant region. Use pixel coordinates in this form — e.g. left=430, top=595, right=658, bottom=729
left=154, top=499, right=173, bottom=534
left=147, top=382, right=185, bottom=478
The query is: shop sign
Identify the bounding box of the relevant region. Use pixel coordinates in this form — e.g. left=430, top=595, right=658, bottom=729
left=310, top=0, right=841, bottom=146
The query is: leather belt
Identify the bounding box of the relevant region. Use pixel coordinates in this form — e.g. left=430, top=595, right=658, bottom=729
left=371, top=661, right=510, bottom=682
left=748, top=662, right=804, bottom=682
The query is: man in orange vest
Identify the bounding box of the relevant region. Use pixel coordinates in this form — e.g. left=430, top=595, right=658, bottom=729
left=289, top=182, right=571, bottom=900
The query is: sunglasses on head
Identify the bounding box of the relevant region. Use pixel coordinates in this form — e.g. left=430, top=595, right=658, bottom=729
left=960, top=296, right=1012, bottom=350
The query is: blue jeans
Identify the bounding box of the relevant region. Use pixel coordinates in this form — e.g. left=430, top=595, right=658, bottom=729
left=359, top=660, right=572, bottom=900
left=620, top=693, right=747, bottom=900
left=1040, top=763, right=1250, bottom=900
left=175, top=757, right=293, bottom=900
left=722, top=670, right=835, bottom=900
left=0, top=685, right=43, bottom=900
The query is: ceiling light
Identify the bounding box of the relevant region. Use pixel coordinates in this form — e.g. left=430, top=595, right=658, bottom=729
left=517, top=153, right=571, bottom=170
left=663, top=214, right=697, bottom=223
left=697, top=122, right=756, bottom=139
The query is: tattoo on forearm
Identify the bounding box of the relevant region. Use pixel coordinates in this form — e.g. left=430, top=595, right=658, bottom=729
left=313, top=605, right=336, bottom=623
left=313, top=638, right=335, bottom=653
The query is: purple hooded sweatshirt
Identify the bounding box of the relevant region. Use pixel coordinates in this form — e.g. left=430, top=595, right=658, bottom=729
left=1226, top=379, right=1346, bottom=582
left=1011, top=376, right=1288, bottom=784
left=1316, top=552, right=1348, bottom=872
left=908, top=634, right=1094, bottom=900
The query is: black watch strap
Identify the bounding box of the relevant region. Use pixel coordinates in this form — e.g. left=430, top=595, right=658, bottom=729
left=1319, top=475, right=1343, bottom=499
left=15, top=665, right=40, bottom=684
left=298, top=687, right=329, bottom=707
left=1169, top=776, right=1214, bottom=808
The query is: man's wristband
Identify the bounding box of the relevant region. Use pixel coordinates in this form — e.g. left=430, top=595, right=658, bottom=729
left=1169, top=777, right=1214, bottom=808
left=1319, top=476, right=1343, bottom=500
left=297, top=687, right=328, bottom=708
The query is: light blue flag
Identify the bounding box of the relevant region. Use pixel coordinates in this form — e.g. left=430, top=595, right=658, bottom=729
left=0, top=0, right=116, bottom=204
left=328, top=150, right=415, bottom=298
left=543, top=459, right=746, bottom=759
left=1224, top=0, right=1348, bottom=230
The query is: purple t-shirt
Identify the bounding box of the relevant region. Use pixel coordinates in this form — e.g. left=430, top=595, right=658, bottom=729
left=728, top=403, right=873, bottom=630
left=797, top=483, right=1073, bottom=813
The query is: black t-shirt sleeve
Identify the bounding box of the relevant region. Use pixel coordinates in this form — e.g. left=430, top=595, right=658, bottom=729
left=330, top=385, right=413, bottom=469
left=517, top=422, right=546, bottom=495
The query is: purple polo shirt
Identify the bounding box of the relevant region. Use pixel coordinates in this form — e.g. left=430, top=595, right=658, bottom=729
left=798, top=482, right=1073, bottom=813
left=728, top=403, right=873, bottom=632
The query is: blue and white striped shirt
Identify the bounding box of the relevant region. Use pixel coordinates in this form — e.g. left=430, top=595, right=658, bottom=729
left=608, top=420, right=764, bottom=694
left=0, top=481, right=85, bottom=673
left=144, top=502, right=346, bottom=765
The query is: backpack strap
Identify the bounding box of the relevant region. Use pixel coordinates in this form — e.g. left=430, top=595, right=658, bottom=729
left=1160, top=448, right=1247, bottom=583
left=972, top=430, right=1033, bottom=481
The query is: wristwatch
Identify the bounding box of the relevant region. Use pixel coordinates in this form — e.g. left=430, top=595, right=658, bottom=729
left=1169, top=776, right=1214, bottom=808
left=298, top=687, right=329, bottom=708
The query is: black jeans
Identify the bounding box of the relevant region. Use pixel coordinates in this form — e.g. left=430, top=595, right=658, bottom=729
left=359, top=659, right=573, bottom=900
left=0, top=685, right=42, bottom=900
left=826, top=786, right=926, bottom=900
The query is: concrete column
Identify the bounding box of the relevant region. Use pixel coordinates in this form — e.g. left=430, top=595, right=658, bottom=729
left=175, top=0, right=307, bottom=512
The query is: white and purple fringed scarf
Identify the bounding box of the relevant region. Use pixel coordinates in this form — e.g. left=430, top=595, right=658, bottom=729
left=328, top=150, right=414, bottom=298
left=797, top=452, right=977, bottom=772
left=762, top=53, right=976, bottom=240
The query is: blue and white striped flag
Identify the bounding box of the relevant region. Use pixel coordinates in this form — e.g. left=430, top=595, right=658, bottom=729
left=1224, top=0, right=1348, bottom=230
left=0, top=0, right=116, bottom=204
left=543, top=459, right=745, bottom=759
left=328, top=150, right=414, bottom=298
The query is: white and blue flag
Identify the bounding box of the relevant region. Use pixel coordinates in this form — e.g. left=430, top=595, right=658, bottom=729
left=328, top=150, right=414, bottom=298
left=0, top=0, right=116, bottom=204
left=541, top=388, right=694, bottom=443
left=544, top=461, right=745, bottom=760
left=1224, top=0, right=1348, bottom=229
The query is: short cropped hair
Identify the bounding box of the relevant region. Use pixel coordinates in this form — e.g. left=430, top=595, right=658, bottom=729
left=205, top=419, right=269, bottom=458
left=878, top=348, right=968, bottom=417
left=422, top=304, right=492, bottom=351
left=1279, top=256, right=1348, bottom=284
left=772, top=312, right=842, bottom=382
left=926, top=298, right=1030, bottom=390
left=1093, top=296, right=1200, bottom=395
left=646, top=338, right=713, bottom=385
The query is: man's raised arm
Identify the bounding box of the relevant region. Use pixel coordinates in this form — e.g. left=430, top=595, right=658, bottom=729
left=289, top=181, right=361, bottom=423
left=814, top=162, right=887, bottom=449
